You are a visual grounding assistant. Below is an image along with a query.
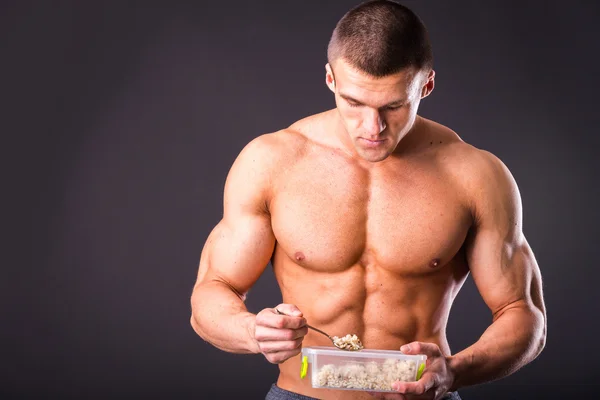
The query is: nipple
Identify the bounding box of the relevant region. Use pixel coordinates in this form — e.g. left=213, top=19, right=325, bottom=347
left=294, top=252, right=305, bottom=262
left=429, top=258, right=441, bottom=268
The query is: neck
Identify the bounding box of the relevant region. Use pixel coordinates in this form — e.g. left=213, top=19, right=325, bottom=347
left=330, top=110, right=423, bottom=161
left=331, top=109, right=360, bottom=159
left=392, top=115, right=423, bottom=155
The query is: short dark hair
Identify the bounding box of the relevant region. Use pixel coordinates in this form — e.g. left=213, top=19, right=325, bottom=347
left=327, top=0, right=433, bottom=76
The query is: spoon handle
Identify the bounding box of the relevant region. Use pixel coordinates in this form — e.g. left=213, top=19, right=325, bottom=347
left=306, top=324, right=332, bottom=340
left=275, top=308, right=332, bottom=340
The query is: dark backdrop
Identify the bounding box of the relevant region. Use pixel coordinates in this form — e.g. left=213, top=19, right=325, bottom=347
left=3, top=1, right=600, bottom=399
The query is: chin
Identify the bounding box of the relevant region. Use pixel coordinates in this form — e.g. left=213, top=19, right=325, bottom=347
left=357, top=149, right=392, bottom=163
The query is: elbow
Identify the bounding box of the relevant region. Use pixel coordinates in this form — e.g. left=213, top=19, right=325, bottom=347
left=190, top=314, right=207, bottom=341
left=190, top=312, right=201, bottom=336
left=190, top=307, right=212, bottom=343
left=537, top=316, right=547, bottom=356
left=531, top=307, right=547, bottom=360
left=539, top=334, right=547, bottom=356
left=189, top=289, right=207, bottom=340
left=529, top=332, right=546, bottom=365
left=190, top=306, right=220, bottom=348
left=533, top=329, right=546, bottom=360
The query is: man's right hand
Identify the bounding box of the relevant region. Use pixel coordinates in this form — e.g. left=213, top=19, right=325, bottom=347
left=254, top=304, right=308, bottom=364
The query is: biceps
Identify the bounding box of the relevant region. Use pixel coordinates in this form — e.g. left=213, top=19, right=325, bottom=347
left=467, top=230, right=542, bottom=318
left=197, top=214, right=276, bottom=296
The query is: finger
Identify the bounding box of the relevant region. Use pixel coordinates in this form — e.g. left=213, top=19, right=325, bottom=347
left=259, top=337, right=304, bottom=353
left=400, top=342, right=441, bottom=357
left=255, top=325, right=308, bottom=341
left=392, top=373, right=436, bottom=395
left=367, top=392, right=407, bottom=400
left=257, top=309, right=306, bottom=330
left=263, top=347, right=302, bottom=364
left=275, top=303, right=303, bottom=317
left=384, top=395, right=408, bottom=400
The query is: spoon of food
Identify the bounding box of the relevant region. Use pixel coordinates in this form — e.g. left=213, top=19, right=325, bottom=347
left=275, top=309, right=364, bottom=351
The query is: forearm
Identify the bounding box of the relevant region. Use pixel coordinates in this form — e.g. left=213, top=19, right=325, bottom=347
left=190, top=280, right=259, bottom=354
left=448, top=304, right=546, bottom=391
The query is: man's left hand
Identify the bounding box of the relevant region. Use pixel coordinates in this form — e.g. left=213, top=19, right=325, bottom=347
left=369, top=342, right=455, bottom=400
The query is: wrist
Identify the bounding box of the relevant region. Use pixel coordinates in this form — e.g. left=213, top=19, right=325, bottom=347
left=446, top=352, right=469, bottom=392
left=242, top=312, right=260, bottom=354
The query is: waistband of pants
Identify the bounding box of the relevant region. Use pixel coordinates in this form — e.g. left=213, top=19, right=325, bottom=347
left=265, top=384, right=320, bottom=400
left=265, top=383, right=461, bottom=400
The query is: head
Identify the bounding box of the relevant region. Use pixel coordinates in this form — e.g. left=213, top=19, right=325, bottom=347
left=326, top=0, right=435, bottom=162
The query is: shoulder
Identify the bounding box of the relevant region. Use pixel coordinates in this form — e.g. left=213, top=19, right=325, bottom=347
left=234, top=110, right=331, bottom=171
left=438, top=136, right=521, bottom=226
left=467, top=148, right=522, bottom=226
left=421, top=119, right=516, bottom=188
left=421, top=119, right=521, bottom=222
left=226, top=130, right=304, bottom=191
left=223, top=118, right=316, bottom=206
left=446, top=143, right=518, bottom=202
left=232, top=128, right=310, bottom=177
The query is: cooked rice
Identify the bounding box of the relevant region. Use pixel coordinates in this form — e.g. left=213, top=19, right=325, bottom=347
left=332, top=334, right=364, bottom=351
left=315, top=358, right=417, bottom=391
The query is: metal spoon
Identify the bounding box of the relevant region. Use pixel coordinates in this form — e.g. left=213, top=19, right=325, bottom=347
left=275, top=308, right=364, bottom=351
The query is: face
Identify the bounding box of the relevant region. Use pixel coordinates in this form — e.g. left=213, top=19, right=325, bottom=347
left=326, top=59, right=435, bottom=162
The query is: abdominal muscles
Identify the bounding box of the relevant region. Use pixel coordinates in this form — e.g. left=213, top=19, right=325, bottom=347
left=267, top=139, right=471, bottom=373
left=272, top=242, right=468, bottom=356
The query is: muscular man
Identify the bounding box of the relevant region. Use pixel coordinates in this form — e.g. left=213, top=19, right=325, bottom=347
left=190, top=1, right=547, bottom=399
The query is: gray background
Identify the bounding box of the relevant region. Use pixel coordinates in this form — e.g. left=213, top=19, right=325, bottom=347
left=3, top=1, right=599, bottom=399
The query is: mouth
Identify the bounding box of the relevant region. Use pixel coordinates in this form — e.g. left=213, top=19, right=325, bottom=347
left=359, top=137, right=387, bottom=147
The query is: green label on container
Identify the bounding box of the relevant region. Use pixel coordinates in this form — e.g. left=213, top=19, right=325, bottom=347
left=416, top=362, right=426, bottom=380
left=300, top=356, right=308, bottom=379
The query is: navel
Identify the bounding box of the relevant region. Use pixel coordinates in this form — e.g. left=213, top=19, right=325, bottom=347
left=294, top=251, right=305, bottom=262
left=429, top=258, right=441, bottom=268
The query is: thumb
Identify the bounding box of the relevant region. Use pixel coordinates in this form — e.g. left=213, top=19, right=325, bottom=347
left=400, top=341, right=419, bottom=354
left=400, top=341, right=440, bottom=357
left=275, top=303, right=303, bottom=317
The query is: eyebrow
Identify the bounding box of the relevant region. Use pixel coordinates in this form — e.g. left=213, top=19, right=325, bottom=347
left=339, top=93, right=405, bottom=107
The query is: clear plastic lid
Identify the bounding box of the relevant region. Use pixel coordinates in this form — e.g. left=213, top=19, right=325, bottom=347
left=302, top=346, right=427, bottom=361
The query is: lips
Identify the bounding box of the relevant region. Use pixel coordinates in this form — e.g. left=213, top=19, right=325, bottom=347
left=362, top=138, right=385, bottom=143
left=359, top=137, right=386, bottom=147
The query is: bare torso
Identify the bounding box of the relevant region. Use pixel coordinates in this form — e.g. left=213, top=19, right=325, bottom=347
left=267, top=111, right=473, bottom=398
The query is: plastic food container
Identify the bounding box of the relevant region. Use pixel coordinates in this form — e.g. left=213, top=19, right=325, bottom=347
left=300, top=346, right=427, bottom=393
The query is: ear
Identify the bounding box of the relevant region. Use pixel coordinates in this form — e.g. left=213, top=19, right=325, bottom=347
left=420, top=69, right=435, bottom=99
left=325, top=63, right=336, bottom=93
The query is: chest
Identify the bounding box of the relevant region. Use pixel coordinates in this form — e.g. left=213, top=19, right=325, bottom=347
left=269, top=153, right=472, bottom=274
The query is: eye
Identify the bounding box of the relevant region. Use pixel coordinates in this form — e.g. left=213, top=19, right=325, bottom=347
left=385, top=105, right=403, bottom=111
left=346, top=100, right=361, bottom=108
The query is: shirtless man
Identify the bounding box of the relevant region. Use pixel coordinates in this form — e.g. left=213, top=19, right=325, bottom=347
left=190, top=1, right=547, bottom=399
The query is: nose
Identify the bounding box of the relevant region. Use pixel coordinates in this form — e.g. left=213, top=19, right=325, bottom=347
left=363, top=109, right=386, bottom=137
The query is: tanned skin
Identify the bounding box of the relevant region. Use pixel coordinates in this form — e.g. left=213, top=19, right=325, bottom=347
left=190, top=58, right=546, bottom=400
